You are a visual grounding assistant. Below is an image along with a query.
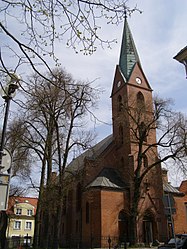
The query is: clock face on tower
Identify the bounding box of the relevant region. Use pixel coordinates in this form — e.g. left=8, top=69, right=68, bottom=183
left=136, top=77, right=142, bottom=84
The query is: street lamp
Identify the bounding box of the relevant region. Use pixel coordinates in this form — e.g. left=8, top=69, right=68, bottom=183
left=0, top=72, right=21, bottom=210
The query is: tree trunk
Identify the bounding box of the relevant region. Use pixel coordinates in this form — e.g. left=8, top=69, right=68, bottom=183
left=33, top=199, right=42, bottom=248
left=52, top=186, right=63, bottom=249
left=52, top=212, right=60, bottom=249
left=33, top=156, right=46, bottom=248
left=129, top=177, right=141, bottom=245
left=129, top=215, right=137, bottom=245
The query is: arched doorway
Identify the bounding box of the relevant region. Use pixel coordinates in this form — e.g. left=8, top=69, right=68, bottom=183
left=143, top=211, right=157, bottom=245
left=118, top=210, right=129, bottom=243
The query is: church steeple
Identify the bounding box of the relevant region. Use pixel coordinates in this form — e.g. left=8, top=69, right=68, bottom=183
left=119, top=17, right=141, bottom=81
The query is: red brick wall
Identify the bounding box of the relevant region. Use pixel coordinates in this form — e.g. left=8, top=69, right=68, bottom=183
left=82, top=190, right=101, bottom=247
left=173, top=181, right=187, bottom=234
left=60, top=62, right=168, bottom=246
left=101, top=190, right=125, bottom=237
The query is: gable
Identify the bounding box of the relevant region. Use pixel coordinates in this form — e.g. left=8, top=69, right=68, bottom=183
left=65, top=135, right=113, bottom=176
left=7, top=196, right=38, bottom=215
left=128, top=62, right=152, bottom=91
left=111, top=65, right=126, bottom=97
left=85, top=167, right=128, bottom=190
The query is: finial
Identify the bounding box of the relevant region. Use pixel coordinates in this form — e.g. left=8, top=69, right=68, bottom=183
left=124, top=8, right=127, bottom=20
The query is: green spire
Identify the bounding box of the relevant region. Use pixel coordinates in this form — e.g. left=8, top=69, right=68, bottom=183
left=119, top=18, right=141, bottom=81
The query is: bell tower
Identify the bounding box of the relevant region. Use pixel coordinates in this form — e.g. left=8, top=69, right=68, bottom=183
left=111, top=17, right=154, bottom=156
left=110, top=17, right=167, bottom=243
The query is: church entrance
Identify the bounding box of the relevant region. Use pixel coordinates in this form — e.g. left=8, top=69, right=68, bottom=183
left=143, top=212, right=156, bottom=245
left=118, top=210, right=129, bottom=244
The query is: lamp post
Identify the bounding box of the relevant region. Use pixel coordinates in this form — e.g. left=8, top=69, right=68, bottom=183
left=0, top=72, right=21, bottom=210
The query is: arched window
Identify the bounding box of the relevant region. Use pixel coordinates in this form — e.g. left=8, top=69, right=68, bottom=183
left=119, top=125, right=124, bottom=144
left=62, top=196, right=67, bottom=215
left=118, top=210, right=129, bottom=242
left=137, top=92, right=145, bottom=110
left=76, top=220, right=79, bottom=233
left=118, top=210, right=127, bottom=221
left=139, top=122, right=147, bottom=142
left=118, top=95, right=123, bottom=112
left=76, top=183, right=82, bottom=212
left=142, top=154, right=148, bottom=168
left=62, top=223, right=64, bottom=234
left=67, top=190, right=73, bottom=213
left=86, top=202, right=90, bottom=224
left=120, top=157, right=124, bottom=168
left=68, top=190, right=73, bottom=203
left=143, top=210, right=156, bottom=244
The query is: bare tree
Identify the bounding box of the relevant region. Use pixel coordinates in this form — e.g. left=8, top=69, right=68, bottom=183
left=0, top=0, right=141, bottom=77
left=5, top=119, right=32, bottom=179
left=12, top=67, right=99, bottom=248
left=0, top=119, right=32, bottom=249
left=122, top=95, right=187, bottom=244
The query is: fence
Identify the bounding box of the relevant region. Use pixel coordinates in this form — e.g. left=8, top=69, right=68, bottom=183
left=60, top=235, right=128, bottom=249
left=3, top=236, right=130, bottom=249
left=4, top=236, right=33, bottom=249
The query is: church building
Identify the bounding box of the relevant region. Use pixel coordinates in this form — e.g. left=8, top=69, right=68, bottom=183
left=60, top=18, right=168, bottom=248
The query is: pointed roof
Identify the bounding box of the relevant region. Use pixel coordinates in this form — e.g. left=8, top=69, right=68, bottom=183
left=65, top=135, right=113, bottom=175
left=163, top=182, right=184, bottom=196
left=119, top=17, right=141, bottom=81
left=86, top=168, right=127, bottom=190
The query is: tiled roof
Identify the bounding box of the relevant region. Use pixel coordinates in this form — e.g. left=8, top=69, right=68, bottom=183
left=119, top=18, right=141, bottom=81
left=86, top=167, right=127, bottom=190
left=163, top=182, right=184, bottom=196
left=7, top=196, right=38, bottom=215
left=65, top=135, right=113, bottom=175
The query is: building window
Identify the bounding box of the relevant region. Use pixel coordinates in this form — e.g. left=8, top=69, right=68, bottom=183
left=68, top=190, right=73, bottom=205
left=139, top=122, right=147, bottom=142
left=67, top=190, right=73, bottom=218
left=16, top=208, right=22, bottom=215
left=120, top=157, right=124, bottom=169
left=137, top=92, right=145, bottom=110
left=76, top=220, right=79, bottom=233
left=12, top=236, right=21, bottom=247
left=27, top=209, right=33, bottom=216
left=86, top=202, right=90, bottom=224
left=63, top=196, right=67, bottom=215
left=118, top=95, right=123, bottom=112
left=25, top=221, right=32, bottom=230
left=185, top=203, right=187, bottom=222
left=24, top=236, right=31, bottom=245
left=62, top=223, right=64, bottom=234
left=119, top=125, right=124, bottom=144
left=76, top=183, right=82, bottom=212
left=14, top=221, right=21, bottom=230
left=143, top=154, right=148, bottom=168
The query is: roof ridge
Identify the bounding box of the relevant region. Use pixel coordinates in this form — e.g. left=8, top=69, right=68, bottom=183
left=66, top=135, right=113, bottom=173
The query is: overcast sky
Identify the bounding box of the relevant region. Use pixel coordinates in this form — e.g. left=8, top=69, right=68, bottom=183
left=55, top=1, right=187, bottom=185
left=55, top=0, right=187, bottom=137
left=1, top=1, right=187, bottom=186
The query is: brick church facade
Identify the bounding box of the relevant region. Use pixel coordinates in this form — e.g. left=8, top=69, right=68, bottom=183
left=60, top=19, right=168, bottom=247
